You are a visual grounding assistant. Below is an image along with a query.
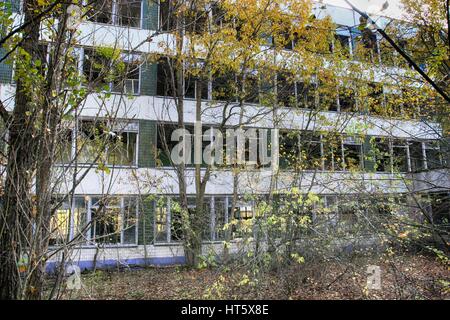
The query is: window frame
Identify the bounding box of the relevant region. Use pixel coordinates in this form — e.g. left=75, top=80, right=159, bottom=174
left=82, top=47, right=142, bottom=95
left=391, top=139, right=410, bottom=173
left=424, top=140, right=442, bottom=170
left=342, top=136, right=363, bottom=171
left=86, top=0, right=143, bottom=29
left=49, top=195, right=139, bottom=247
left=153, top=195, right=253, bottom=244
left=58, top=118, right=139, bottom=168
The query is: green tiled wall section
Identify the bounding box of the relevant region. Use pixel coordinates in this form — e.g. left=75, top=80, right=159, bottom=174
left=142, top=0, right=159, bottom=30
left=140, top=62, right=157, bottom=96
left=0, top=117, right=6, bottom=156
left=363, top=136, right=376, bottom=172
left=0, top=48, right=12, bottom=83
left=138, top=196, right=154, bottom=245
left=138, top=119, right=157, bottom=167
left=1, top=0, right=20, bottom=13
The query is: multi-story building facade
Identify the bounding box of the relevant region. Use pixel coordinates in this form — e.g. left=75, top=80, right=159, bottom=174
left=0, top=0, right=448, bottom=271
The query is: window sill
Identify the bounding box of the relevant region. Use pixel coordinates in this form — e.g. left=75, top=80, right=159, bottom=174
left=54, top=163, right=138, bottom=169
left=49, top=243, right=139, bottom=250
left=77, top=84, right=141, bottom=96
left=152, top=239, right=247, bottom=246
left=110, top=90, right=140, bottom=96
left=84, top=20, right=144, bottom=32
left=153, top=241, right=183, bottom=246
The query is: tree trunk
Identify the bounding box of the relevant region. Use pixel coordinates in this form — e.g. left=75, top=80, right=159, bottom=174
left=25, top=3, right=70, bottom=300
left=185, top=78, right=207, bottom=267
left=0, top=0, right=42, bottom=299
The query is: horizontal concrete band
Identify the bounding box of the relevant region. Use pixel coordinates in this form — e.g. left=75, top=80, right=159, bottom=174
left=45, top=256, right=186, bottom=273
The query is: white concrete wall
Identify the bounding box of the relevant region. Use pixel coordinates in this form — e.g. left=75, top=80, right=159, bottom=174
left=47, top=241, right=247, bottom=270
left=1, top=84, right=441, bottom=140
left=53, top=166, right=412, bottom=196
left=410, top=169, right=450, bottom=192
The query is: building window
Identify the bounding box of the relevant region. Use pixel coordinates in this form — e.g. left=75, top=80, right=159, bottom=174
left=50, top=196, right=137, bottom=246
left=88, top=0, right=113, bottom=24
left=185, top=73, right=209, bottom=100
left=374, top=138, right=391, bottom=172
left=156, top=123, right=186, bottom=167
left=156, top=57, right=176, bottom=97
left=117, top=0, right=142, bottom=28
left=159, top=0, right=177, bottom=31
left=122, top=197, right=138, bottom=244
left=154, top=196, right=217, bottom=243
left=343, top=136, right=363, bottom=170
left=212, top=70, right=236, bottom=101
left=392, top=139, right=409, bottom=172
left=318, top=80, right=339, bottom=111
left=241, top=73, right=260, bottom=104
left=279, top=131, right=300, bottom=169
left=333, top=26, right=352, bottom=58
left=211, top=2, right=231, bottom=28
left=91, top=197, right=122, bottom=244
left=154, top=198, right=169, bottom=242
left=107, top=131, right=138, bottom=166
left=351, top=23, right=379, bottom=63
left=213, top=198, right=228, bottom=241
left=361, top=28, right=379, bottom=62
left=49, top=197, right=87, bottom=246
left=367, top=82, right=385, bottom=115
left=160, top=0, right=208, bottom=33
left=188, top=197, right=211, bottom=241
left=299, top=131, right=322, bottom=170
left=381, top=34, right=413, bottom=66
left=156, top=124, right=171, bottom=167
left=409, top=141, right=424, bottom=172
left=185, top=2, right=208, bottom=34
left=83, top=48, right=111, bottom=90
left=296, top=81, right=316, bottom=109
left=90, top=197, right=138, bottom=245
left=109, top=122, right=138, bottom=166
left=338, top=85, right=356, bottom=112
left=334, top=33, right=351, bottom=57
left=323, top=134, right=343, bottom=171
left=277, top=72, right=297, bottom=107
left=157, top=123, right=225, bottom=167
left=83, top=48, right=141, bottom=95
left=424, top=141, right=442, bottom=170
left=171, top=199, right=186, bottom=242
left=87, top=0, right=142, bottom=28
left=58, top=128, right=74, bottom=164
left=229, top=201, right=254, bottom=239
left=77, top=120, right=104, bottom=164
left=153, top=196, right=256, bottom=243
left=156, top=57, right=208, bottom=99
left=112, top=53, right=141, bottom=95
left=379, top=38, right=396, bottom=67
left=273, top=28, right=299, bottom=50
left=77, top=120, right=138, bottom=166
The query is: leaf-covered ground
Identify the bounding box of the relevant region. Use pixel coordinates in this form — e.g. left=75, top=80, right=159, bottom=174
left=61, top=253, right=449, bottom=300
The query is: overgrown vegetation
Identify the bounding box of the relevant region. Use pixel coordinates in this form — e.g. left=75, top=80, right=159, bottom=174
left=57, top=248, right=449, bottom=300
